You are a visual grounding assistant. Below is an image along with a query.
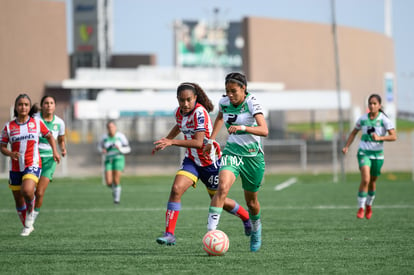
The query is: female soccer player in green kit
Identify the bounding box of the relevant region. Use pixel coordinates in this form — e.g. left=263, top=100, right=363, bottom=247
left=32, top=95, right=66, bottom=227
left=98, top=120, right=131, bottom=204
left=205, top=72, right=268, bottom=252
left=342, top=94, right=396, bottom=219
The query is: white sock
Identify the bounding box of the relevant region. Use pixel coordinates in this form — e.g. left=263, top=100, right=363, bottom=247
left=357, top=196, right=367, bottom=209
left=33, top=210, right=40, bottom=222
left=113, top=185, right=121, bottom=203
left=251, top=218, right=261, bottom=231
left=366, top=195, right=375, bottom=206
left=207, top=213, right=221, bottom=231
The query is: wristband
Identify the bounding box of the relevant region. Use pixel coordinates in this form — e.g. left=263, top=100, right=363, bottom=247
left=207, top=139, right=215, bottom=145
left=240, top=125, right=246, bottom=131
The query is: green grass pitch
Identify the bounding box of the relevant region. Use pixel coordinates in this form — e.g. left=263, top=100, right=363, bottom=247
left=0, top=172, right=413, bottom=274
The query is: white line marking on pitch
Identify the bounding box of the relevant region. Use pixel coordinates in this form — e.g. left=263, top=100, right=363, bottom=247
left=1, top=204, right=414, bottom=213
left=274, top=177, right=297, bottom=191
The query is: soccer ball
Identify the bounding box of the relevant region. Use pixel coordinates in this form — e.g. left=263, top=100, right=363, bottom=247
left=202, top=230, right=229, bottom=256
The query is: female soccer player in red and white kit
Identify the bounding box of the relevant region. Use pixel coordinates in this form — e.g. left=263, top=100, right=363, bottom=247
left=0, top=94, right=60, bottom=236
left=152, top=82, right=252, bottom=246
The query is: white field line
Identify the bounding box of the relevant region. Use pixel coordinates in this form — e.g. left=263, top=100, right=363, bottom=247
left=0, top=204, right=413, bottom=213
left=274, top=177, right=297, bottom=191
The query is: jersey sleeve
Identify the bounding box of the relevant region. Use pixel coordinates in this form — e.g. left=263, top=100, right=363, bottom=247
left=383, top=114, right=395, bottom=130
left=58, top=117, right=66, bottom=136
left=39, top=119, right=51, bottom=137
left=97, top=135, right=106, bottom=152
left=0, top=123, right=9, bottom=144
left=354, top=116, right=362, bottom=130
left=194, top=107, right=207, bottom=132
left=116, top=133, right=131, bottom=154
left=248, top=94, right=264, bottom=116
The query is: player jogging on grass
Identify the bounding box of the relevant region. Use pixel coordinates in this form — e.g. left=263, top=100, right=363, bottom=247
left=98, top=120, right=131, bottom=204
left=0, top=93, right=60, bottom=236
left=152, top=82, right=252, bottom=246
left=32, top=95, right=66, bottom=227
left=342, top=93, right=397, bottom=219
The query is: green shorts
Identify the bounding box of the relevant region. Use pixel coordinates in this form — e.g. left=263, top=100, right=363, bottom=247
left=41, top=156, right=57, bottom=180
left=220, top=152, right=265, bottom=192
left=105, top=155, right=125, bottom=172
left=357, top=150, right=384, bottom=177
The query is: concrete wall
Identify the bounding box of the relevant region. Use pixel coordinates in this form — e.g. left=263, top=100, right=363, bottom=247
left=242, top=17, right=395, bottom=117
left=0, top=0, right=69, bottom=123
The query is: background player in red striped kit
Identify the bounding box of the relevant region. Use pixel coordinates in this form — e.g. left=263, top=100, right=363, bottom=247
left=0, top=94, right=60, bottom=236
left=152, top=82, right=251, bottom=246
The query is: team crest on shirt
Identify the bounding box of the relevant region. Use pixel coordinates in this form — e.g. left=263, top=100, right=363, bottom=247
left=53, top=124, right=58, bottom=131
left=28, top=122, right=37, bottom=133
left=240, top=104, right=246, bottom=113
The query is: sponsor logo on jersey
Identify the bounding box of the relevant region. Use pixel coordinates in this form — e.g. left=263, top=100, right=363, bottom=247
left=11, top=133, right=36, bottom=142
left=186, top=118, right=194, bottom=128
left=197, top=114, right=205, bottom=125
left=10, top=124, right=20, bottom=135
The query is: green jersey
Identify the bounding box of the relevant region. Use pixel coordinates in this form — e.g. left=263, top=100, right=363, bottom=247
left=219, top=93, right=264, bottom=157
left=98, top=132, right=131, bottom=161
left=355, top=112, right=394, bottom=157
left=35, top=113, right=65, bottom=158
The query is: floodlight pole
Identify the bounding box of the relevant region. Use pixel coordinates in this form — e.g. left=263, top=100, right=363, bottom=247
left=331, top=0, right=346, bottom=183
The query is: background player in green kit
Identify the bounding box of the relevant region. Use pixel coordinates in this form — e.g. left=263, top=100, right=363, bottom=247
left=205, top=72, right=269, bottom=252
left=33, top=95, right=66, bottom=225
left=342, top=94, right=397, bottom=220
left=98, top=120, right=131, bottom=204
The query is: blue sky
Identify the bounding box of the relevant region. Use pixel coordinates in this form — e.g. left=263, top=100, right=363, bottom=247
left=65, top=0, right=414, bottom=113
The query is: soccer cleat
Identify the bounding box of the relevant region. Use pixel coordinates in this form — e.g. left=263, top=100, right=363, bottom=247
left=243, top=219, right=252, bottom=236
left=365, top=205, right=372, bottom=219
left=356, top=208, right=365, bottom=219
left=250, top=224, right=262, bottom=252
left=25, top=211, right=35, bottom=228
left=156, top=232, right=176, bottom=246
left=20, top=226, right=34, bottom=237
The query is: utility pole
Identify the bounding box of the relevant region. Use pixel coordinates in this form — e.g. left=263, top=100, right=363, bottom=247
left=331, top=0, right=345, bottom=183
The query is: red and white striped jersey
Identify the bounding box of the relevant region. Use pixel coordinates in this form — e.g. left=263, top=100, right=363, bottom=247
left=0, top=117, right=50, bottom=172
left=175, top=103, right=221, bottom=167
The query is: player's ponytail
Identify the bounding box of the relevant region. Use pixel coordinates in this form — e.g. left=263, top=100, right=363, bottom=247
left=30, top=103, right=40, bottom=117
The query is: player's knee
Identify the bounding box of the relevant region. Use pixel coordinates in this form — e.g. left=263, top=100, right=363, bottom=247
left=35, top=189, right=45, bottom=198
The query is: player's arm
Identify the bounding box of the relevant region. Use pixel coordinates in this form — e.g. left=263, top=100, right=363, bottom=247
left=116, top=134, right=131, bottom=154
left=153, top=128, right=205, bottom=152
left=165, top=125, right=181, bottom=139
left=210, top=111, right=224, bottom=141
left=152, top=125, right=181, bottom=154
left=342, top=128, right=359, bottom=154
left=97, top=137, right=106, bottom=154
left=170, top=131, right=205, bottom=149
left=0, top=143, right=19, bottom=160
left=202, top=112, right=224, bottom=155
left=58, top=135, right=66, bottom=157
left=45, top=133, right=60, bottom=164
left=228, top=113, right=268, bottom=136
left=372, top=128, right=397, bottom=142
